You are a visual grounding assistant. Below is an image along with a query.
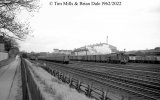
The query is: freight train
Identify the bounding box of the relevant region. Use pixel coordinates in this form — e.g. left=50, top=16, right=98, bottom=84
left=70, top=52, right=128, bottom=64
left=70, top=53, right=160, bottom=64
left=28, top=52, right=160, bottom=64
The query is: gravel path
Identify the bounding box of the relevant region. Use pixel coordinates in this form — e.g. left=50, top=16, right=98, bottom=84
left=0, top=58, right=21, bottom=100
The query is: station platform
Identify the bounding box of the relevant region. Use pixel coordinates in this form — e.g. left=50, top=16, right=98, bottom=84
left=0, top=58, right=22, bottom=100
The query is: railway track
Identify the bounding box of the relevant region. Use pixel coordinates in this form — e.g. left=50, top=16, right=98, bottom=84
left=32, top=60, right=160, bottom=100
left=70, top=61, right=160, bottom=72
left=69, top=61, right=160, bottom=82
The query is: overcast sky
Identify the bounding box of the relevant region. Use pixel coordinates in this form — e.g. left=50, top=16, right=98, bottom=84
left=19, top=0, right=160, bottom=52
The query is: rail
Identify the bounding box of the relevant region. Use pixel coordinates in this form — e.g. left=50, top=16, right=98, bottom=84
left=37, top=60, right=160, bottom=100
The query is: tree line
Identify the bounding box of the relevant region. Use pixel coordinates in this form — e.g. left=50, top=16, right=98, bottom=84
left=0, top=0, right=39, bottom=51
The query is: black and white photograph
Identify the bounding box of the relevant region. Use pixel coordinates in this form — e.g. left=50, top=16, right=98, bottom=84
left=0, top=0, right=160, bottom=100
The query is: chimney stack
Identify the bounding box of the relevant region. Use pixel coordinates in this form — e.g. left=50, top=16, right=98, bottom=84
left=106, top=36, right=108, bottom=45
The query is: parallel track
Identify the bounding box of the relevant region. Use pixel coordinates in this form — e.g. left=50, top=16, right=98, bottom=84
left=69, top=61, right=160, bottom=82
left=33, top=60, right=160, bottom=100
left=70, top=61, right=160, bottom=72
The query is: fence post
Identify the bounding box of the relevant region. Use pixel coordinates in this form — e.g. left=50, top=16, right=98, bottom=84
left=66, top=77, right=70, bottom=84
left=128, top=96, right=131, bottom=100
left=49, top=68, right=52, bottom=74
left=61, top=75, right=66, bottom=82
left=50, top=69, right=53, bottom=75
left=101, top=91, right=107, bottom=100
left=69, top=78, right=73, bottom=87
left=59, top=73, right=62, bottom=80
left=57, top=72, right=59, bottom=79
left=46, top=67, right=49, bottom=71
left=56, top=71, right=58, bottom=77
left=52, top=70, right=56, bottom=76
left=76, top=80, right=81, bottom=91
left=86, top=84, right=92, bottom=97
left=121, top=95, right=124, bottom=100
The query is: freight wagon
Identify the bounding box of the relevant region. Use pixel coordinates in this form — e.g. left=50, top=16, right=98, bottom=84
left=128, top=55, right=160, bottom=64
left=38, top=55, right=70, bottom=64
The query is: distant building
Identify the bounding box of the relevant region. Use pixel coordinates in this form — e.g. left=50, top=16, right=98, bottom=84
left=38, top=52, right=49, bottom=56
left=0, top=36, right=5, bottom=52
left=0, top=36, right=8, bottom=61
left=53, top=49, right=72, bottom=55
left=73, top=43, right=118, bottom=55
left=53, top=49, right=59, bottom=53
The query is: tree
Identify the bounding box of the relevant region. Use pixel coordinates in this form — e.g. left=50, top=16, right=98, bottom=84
left=155, top=47, right=160, bottom=50
left=0, top=0, right=39, bottom=52
left=0, top=0, right=39, bottom=40
left=3, top=37, right=19, bottom=51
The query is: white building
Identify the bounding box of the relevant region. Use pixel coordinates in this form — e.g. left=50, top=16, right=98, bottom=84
left=73, top=43, right=118, bottom=55
left=53, top=49, right=72, bottom=55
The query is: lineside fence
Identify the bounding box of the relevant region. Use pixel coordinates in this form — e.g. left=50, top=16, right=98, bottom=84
left=21, top=58, right=44, bottom=100
left=42, top=65, right=112, bottom=100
